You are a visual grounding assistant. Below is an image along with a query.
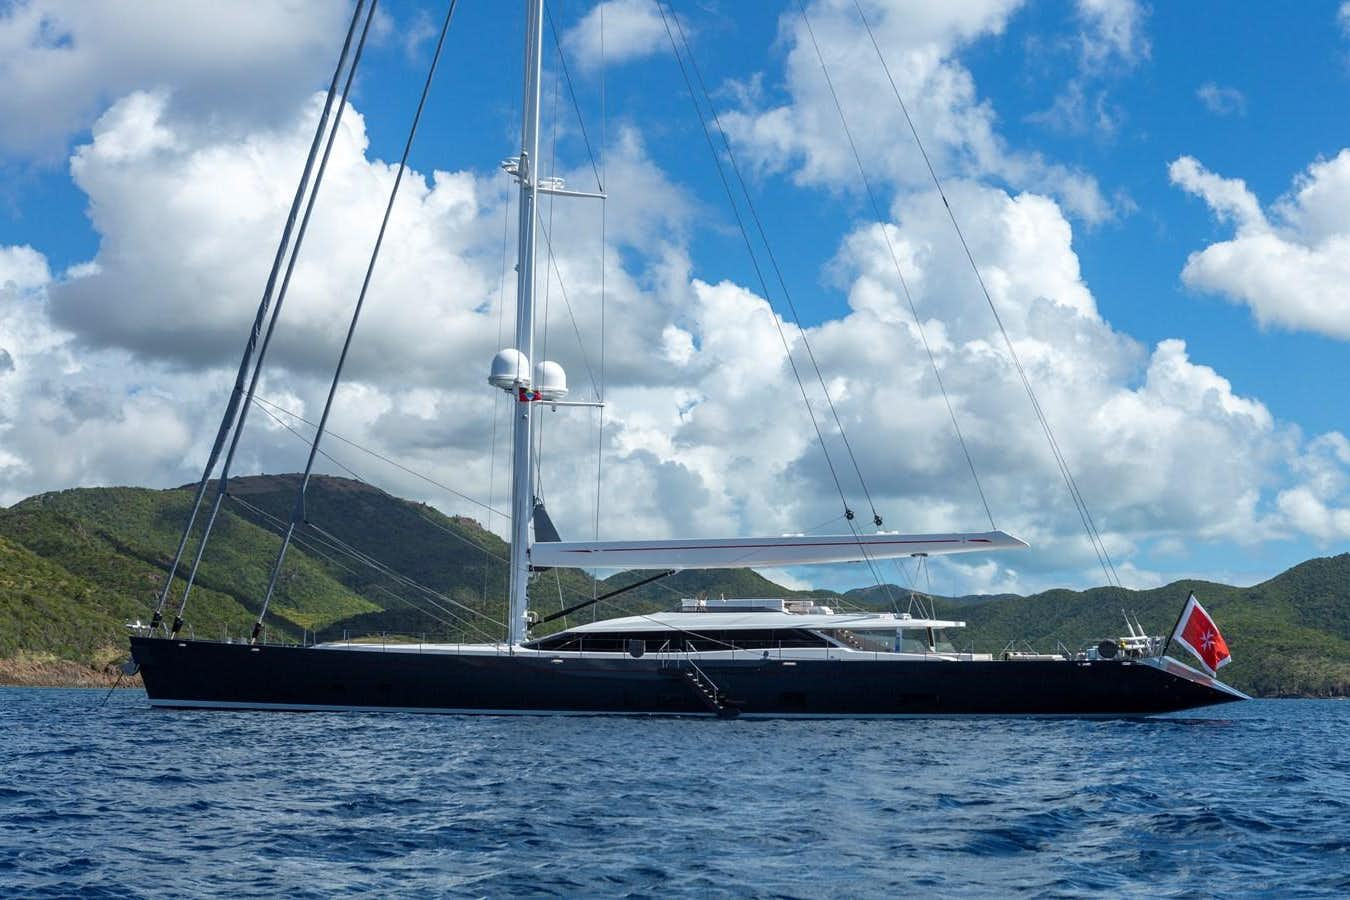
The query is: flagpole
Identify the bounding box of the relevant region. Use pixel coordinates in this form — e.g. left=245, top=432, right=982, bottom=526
left=1157, top=591, right=1194, bottom=659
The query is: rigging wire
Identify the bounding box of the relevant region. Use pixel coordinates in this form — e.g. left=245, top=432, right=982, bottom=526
left=226, top=493, right=499, bottom=641
left=654, top=2, right=854, bottom=526
left=553, top=568, right=568, bottom=628
left=249, top=402, right=622, bottom=619
left=225, top=413, right=620, bottom=618
left=485, top=42, right=521, bottom=610
left=544, top=4, right=604, bottom=193
left=251, top=394, right=507, bottom=519
left=533, top=38, right=566, bottom=498
left=308, top=520, right=506, bottom=632
left=592, top=0, right=609, bottom=618
left=534, top=210, right=601, bottom=397
left=533, top=0, right=620, bottom=511
left=249, top=396, right=511, bottom=565
left=251, top=0, right=463, bottom=640
left=920, top=556, right=937, bottom=620
left=485, top=188, right=515, bottom=606
left=250, top=398, right=365, bottom=483
left=795, top=0, right=996, bottom=532
left=305, top=527, right=505, bottom=639
left=666, top=5, right=886, bottom=532
left=659, top=1, right=900, bottom=612
left=804, top=513, right=847, bottom=534
left=152, top=0, right=372, bottom=634
left=850, top=0, right=1121, bottom=588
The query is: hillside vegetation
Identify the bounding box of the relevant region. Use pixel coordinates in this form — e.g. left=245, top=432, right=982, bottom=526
left=848, top=557, right=1350, bottom=697
left=1, top=474, right=1347, bottom=697
left=0, top=475, right=790, bottom=666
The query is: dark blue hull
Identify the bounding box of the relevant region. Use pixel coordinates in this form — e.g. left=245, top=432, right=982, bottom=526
left=130, top=637, right=1245, bottom=717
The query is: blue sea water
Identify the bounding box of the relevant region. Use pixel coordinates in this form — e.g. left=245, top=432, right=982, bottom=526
left=0, top=690, right=1347, bottom=898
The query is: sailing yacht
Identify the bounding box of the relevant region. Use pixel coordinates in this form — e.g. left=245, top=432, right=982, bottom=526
left=129, top=0, right=1246, bottom=717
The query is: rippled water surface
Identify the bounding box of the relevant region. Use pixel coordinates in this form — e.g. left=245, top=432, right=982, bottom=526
left=1, top=690, right=1347, bottom=897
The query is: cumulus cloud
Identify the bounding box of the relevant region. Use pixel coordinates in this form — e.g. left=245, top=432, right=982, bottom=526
left=1196, top=82, right=1246, bottom=117
left=0, top=244, right=51, bottom=290
left=838, top=186, right=1283, bottom=552
left=583, top=174, right=1319, bottom=593
left=0, top=0, right=350, bottom=161
left=8, top=83, right=1341, bottom=594
left=562, top=0, right=671, bottom=71
left=49, top=88, right=697, bottom=399
left=0, top=245, right=205, bottom=501
left=717, top=0, right=1115, bottom=223
left=3, top=86, right=710, bottom=534
left=4, top=4, right=1347, bottom=599
left=1170, top=150, right=1350, bottom=340
left=1277, top=433, right=1350, bottom=541
left=52, top=89, right=498, bottom=380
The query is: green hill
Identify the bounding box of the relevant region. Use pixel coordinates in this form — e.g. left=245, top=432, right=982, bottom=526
left=847, top=556, right=1350, bottom=697
left=1, top=474, right=1347, bottom=697
left=0, top=475, right=799, bottom=668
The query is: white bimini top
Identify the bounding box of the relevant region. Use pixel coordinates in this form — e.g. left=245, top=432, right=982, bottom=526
left=563, top=611, right=965, bottom=634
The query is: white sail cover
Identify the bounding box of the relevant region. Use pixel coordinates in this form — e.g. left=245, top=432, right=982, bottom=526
left=531, top=530, right=1027, bottom=570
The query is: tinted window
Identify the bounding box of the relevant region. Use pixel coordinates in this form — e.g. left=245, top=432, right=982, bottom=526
left=524, top=628, right=829, bottom=652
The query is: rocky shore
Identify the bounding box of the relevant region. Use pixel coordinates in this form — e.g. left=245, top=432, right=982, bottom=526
left=0, top=656, right=142, bottom=688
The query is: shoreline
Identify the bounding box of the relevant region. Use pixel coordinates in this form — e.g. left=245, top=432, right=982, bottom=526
left=0, top=657, right=143, bottom=689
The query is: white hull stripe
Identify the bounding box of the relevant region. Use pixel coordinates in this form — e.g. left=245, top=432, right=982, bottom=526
left=146, top=698, right=1170, bottom=719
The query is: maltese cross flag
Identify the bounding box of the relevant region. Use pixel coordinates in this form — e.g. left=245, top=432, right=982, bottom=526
left=1172, top=593, right=1232, bottom=675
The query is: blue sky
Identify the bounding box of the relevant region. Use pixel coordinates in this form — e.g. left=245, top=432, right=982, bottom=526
left=1, top=0, right=1348, bottom=601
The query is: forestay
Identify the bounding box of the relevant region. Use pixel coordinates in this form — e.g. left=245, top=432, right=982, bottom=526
left=530, top=530, right=1027, bottom=570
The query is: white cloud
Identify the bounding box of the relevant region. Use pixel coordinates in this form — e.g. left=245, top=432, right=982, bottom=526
left=591, top=176, right=1313, bottom=592
left=46, top=86, right=1327, bottom=585
left=1170, top=150, right=1350, bottom=340
left=1274, top=488, right=1350, bottom=545
left=1196, top=82, right=1246, bottom=117
left=562, top=0, right=670, bottom=72
left=754, top=567, right=817, bottom=592
left=395, top=7, right=439, bottom=64
left=7, top=83, right=1288, bottom=585
left=0, top=245, right=51, bottom=291
left=2, top=12, right=1346, bottom=598
left=0, top=0, right=350, bottom=161
left=1075, top=0, right=1149, bottom=71
left=1169, top=155, right=1264, bottom=226
left=52, top=90, right=498, bottom=381
left=1340, top=2, right=1350, bottom=38
left=718, top=0, right=1115, bottom=223
left=943, top=558, right=1026, bottom=595
left=46, top=90, right=688, bottom=398
left=0, top=246, right=203, bottom=501
left=1278, top=487, right=1350, bottom=542
left=1027, top=80, right=1122, bottom=138
left=0, top=82, right=733, bottom=544
left=0, top=111, right=1336, bottom=597
left=1026, top=0, right=1147, bottom=140
left=1277, top=433, right=1350, bottom=541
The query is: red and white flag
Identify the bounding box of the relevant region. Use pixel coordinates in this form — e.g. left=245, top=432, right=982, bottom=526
left=1171, top=593, right=1231, bottom=675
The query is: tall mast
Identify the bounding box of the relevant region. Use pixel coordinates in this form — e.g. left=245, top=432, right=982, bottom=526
left=508, top=0, right=546, bottom=646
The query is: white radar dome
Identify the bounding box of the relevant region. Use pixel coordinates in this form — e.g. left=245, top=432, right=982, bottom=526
left=488, top=349, right=531, bottom=390
left=535, top=360, right=568, bottom=401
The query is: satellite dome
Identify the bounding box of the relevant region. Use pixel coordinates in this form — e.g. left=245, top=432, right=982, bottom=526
left=488, top=349, right=530, bottom=390
left=535, top=360, right=568, bottom=400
